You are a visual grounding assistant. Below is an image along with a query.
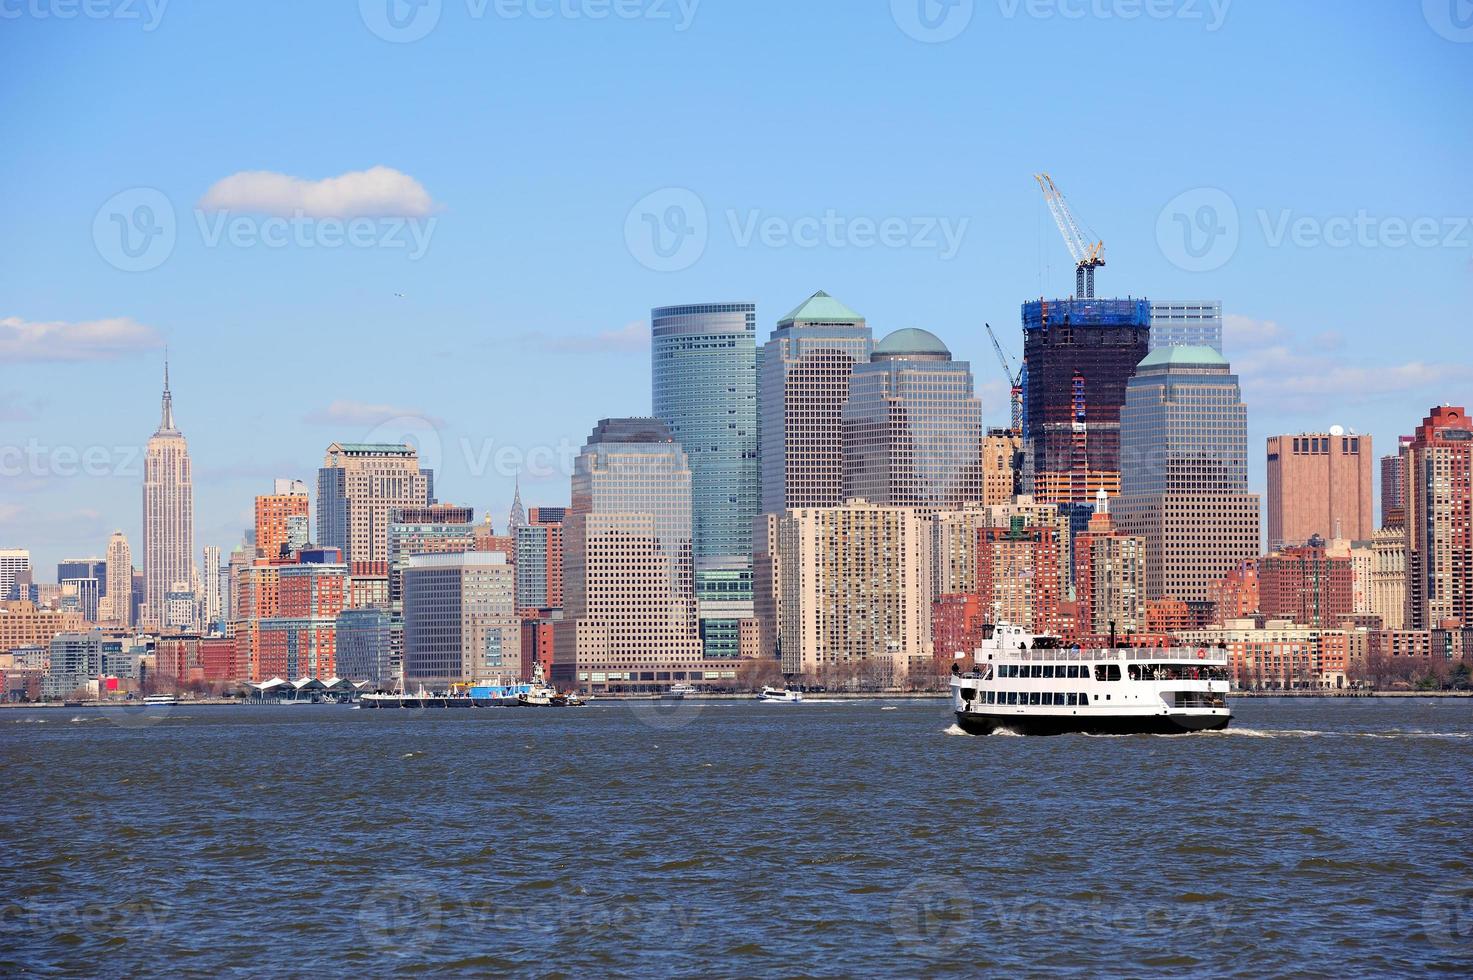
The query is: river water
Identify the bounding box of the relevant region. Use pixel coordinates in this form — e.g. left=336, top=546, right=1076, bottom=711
left=3, top=697, right=1471, bottom=976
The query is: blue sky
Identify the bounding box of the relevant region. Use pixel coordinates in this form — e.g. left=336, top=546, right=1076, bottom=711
left=2, top=0, right=1470, bottom=575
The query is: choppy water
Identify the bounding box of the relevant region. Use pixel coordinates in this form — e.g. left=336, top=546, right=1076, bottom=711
left=3, top=698, right=1472, bottom=976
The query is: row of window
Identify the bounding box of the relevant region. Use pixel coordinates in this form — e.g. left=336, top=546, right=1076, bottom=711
left=997, top=662, right=1120, bottom=680
left=984, top=691, right=1090, bottom=706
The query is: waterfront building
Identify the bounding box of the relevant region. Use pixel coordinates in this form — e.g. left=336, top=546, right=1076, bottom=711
left=1114, top=346, right=1261, bottom=603
left=652, top=302, right=759, bottom=655
left=143, top=360, right=195, bottom=627
left=777, top=499, right=932, bottom=683
left=1258, top=540, right=1355, bottom=628
left=0, top=550, right=30, bottom=603
left=198, top=636, right=238, bottom=683
left=155, top=635, right=205, bottom=686
left=1266, top=430, right=1373, bottom=550
left=932, top=593, right=988, bottom=667
left=1177, top=619, right=1349, bottom=690
left=1020, top=297, right=1152, bottom=505
left=402, top=551, right=519, bottom=688
left=1368, top=527, right=1408, bottom=630
left=256, top=550, right=348, bottom=679
left=759, top=291, right=873, bottom=514
left=555, top=419, right=737, bottom=694
left=317, top=443, right=431, bottom=575
left=842, top=328, right=984, bottom=513
left=44, top=631, right=102, bottom=698
left=335, top=606, right=393, bottom=684
left=1149, top=300, right=1223, bottom=353
left=386, top=504, right=477, bottom=604
left=1208, top=561, right=1260, bottom=625
left=1406, top=405, right=1473, bottom=629
left=1073, top=492, right=1147, bottom=637
left=976, top=518, right=1064, bottom=635
left=981, top=429, right=1022, bottom=506
left=930, top=498, right=1073, bottom=603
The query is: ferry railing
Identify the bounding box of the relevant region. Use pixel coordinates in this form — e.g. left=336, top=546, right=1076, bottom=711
left=973, top=647, right=1230, bottom=664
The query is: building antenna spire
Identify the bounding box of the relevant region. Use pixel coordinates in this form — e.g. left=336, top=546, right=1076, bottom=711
left=159, top=347, right=176, bottom=433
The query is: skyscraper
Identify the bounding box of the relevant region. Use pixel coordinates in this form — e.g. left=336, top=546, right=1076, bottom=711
left=554, top=419, right=708, bottom=693
left=1405, top=405, right=1473, bottom=630
left=57, top=559, right=106, bottom=597
left=1021, top=297, right=1152, bottom=505
left=1149, top=300, right=1223, bottom=353
left=1073, top=492, right=1147, bottom=637
left=1114, top=346, right=1261, bottom=604
left=255, top=480, right=311, bottom=563
left=759, top=291, right=873, bottom=514
left=1266, top=430, right=1373, bottom=550
left=143, top=360, right=195, bottom=627
left=202, top=545, right=222, bottom=628
left=0, top=549, right=30, bottom=602
left=1380, top=435, right=1414, bottom=529
left=652, top=302, right=759, bottom=657
left=386, top=504, right=478, bottom=604
left=402, top=551, right=519, bottom=687
left=105, top=532, right=132, bottom=627
left=514, top=507, right=565, bottom=613
left=317, top=443, right=431, bottom=574
left=842, top=328, right=983, bottom=511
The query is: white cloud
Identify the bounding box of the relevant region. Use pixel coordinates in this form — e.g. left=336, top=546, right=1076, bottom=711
left=534, top=321, right=648, bottom=354
left=0, top=316, right=162, bottom=362
left=1228, top=314, right=1466, bottom=413
left=303, top=400, right=443, bottom=427
left=197, top=166, right=438, bottom=218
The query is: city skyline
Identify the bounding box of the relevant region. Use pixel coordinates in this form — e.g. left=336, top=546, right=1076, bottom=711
left=4, top=4, right=1469, bottom=573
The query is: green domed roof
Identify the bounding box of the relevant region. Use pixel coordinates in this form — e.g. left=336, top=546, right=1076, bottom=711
left=874, top=328, right=950, bottom=357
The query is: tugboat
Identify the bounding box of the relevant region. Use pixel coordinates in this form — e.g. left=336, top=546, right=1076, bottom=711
left=515, top=663, right=560, bottom=707
left=949, top=623, right=1231, bottom=736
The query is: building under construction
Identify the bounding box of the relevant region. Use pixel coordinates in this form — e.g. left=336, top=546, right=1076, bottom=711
left=1021, top=297, right=1152, bottom=506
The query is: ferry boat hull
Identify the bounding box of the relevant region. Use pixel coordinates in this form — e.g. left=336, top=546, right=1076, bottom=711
left=954, top=709, right=1230, bottom=737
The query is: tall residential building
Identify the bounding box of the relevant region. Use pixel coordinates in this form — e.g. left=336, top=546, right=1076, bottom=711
left=386, top=504, right=477, bottom=605
left=652, top=302, right=760, bottom=658
left=981, top=428, right=1022, bottom=506
left=402, top=551, right=519, bottom=687
left=57, top=559, right=106, bottom=597
left=514, top=507, right=565, bottom=613
left=842, top=328, right=984, bottom=512
left=777, top=500, right=932, bottom=683
left=105, top=532, right=132, bottom=627
left=1114, top=346, right=1261, bottom=604
left=1149, top=300, right=1223, bottom=353
left=257, top=549, right=348, bottom=679
left=1380, top=435, right=1414, bottom=528
left=759, top=291, right=873, bottom=515
left=1073, top=492, right=1147, bottom=637
left=930, top=499, right=1074, bottom=604
left=1020, top=297, right=1153, bottom=505
left=554, top=419, right=710, bottom=693
left=335, top=606, right=394, bottom=684
left=1266, top=430, right=1373, bottom=550
left=1406, top=405, right=1473, bottom=629
left=0, top=549, right=31, bottom=602
left=202, top=545, right=222, bottom=628
left=255, top=480, right=311, bottom=563
left=317, top=443, right=431, bottom=574
left=976, top=518, right=1065, bottom=634
left=1369, top=526, right=1408, bottom=630
left=143, top=360, right=195, bottom=628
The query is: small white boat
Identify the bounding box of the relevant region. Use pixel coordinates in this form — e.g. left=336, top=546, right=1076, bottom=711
left=662, top=683, right=697, bottom=700
left=141, top=694, right=177, bottom=706
left=756, top=686, right=803, bottom=703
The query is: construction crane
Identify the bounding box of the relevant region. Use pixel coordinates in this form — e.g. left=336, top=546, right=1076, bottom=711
left=1034, top=173, right=1105, bottom=299
left=985, top=322, right=1023, bottom=435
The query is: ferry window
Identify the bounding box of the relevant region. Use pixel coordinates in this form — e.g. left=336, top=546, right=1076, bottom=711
left=1007, top=692, right=1018, bottom=706
left=1030, top=665, right=1042, bottom=678
left=1053, top=693, right=1066, bottom=706
left=1093, top=665, right=1106, bottom=681
left=1042, top=665, right=1055, bottom=679
left=1029, top=692, right=1040, bottom=706
left=1109, top=665, right=1121, bottom=681
left=1094, top=664, right=1121, bottom=682
left=1079, top=693, right=1088, bottom=704
left=1067, top=693, right=1078, bottom=706
left=1067, top=665, right=1079, bottom=679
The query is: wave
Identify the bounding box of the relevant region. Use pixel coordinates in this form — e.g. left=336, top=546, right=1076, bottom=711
left=942, top=723, right=973, bottom=737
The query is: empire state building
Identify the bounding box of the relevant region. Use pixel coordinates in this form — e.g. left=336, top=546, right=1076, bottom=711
left=142, top=359, right=195, bottom=626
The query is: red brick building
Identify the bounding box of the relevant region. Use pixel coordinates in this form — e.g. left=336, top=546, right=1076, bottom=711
left=932, top=594, right=987, bottom=668
left=1258, top=542, right=1354, bottom=628
left=976, top=522, right=1063, bottom=633
left=1406, top=406, right=1473, bottom=629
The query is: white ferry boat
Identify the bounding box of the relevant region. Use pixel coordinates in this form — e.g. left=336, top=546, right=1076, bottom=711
left=756, top=686, right=804, bottom=703
left=662, top=683, right=697, bottom=700
left=141, top=694, right=178, bottom=706
left=950, top=624, right=1231, bottom=736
